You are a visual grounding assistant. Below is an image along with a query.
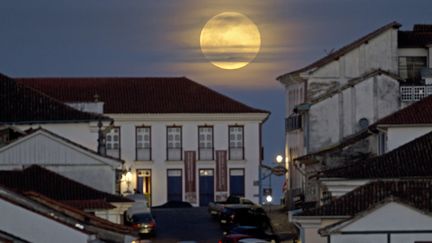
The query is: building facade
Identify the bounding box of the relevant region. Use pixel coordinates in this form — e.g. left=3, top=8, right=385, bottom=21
left=18, top=77, right=269, bottom=206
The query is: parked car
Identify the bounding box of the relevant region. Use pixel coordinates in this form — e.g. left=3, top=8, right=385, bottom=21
left=218, top=233, right=251, bottom=243
left=208, top=195, right=256, bottom=217
left=220, top=206, right=270, bottom=232
left=226, top=226, right=279, bottom=243
left=238, top=239, right=270, bottom=243
left=125, top=212, right=157, bottom=236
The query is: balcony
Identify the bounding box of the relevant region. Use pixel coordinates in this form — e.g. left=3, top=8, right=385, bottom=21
left=285, top=114, right=302, bottom=133
left=400, top=85, right=432, bottom=103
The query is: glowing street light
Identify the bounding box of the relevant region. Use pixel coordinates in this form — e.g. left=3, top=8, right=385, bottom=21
left=276, top=155, right=283, bottom=164
left=124, top=169, right=132, bottom=194
left=266, top=195, right=273, bottom=203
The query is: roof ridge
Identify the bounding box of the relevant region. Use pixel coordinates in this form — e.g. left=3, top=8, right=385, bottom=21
left=277, top=21, right=401, bottom=80
left=17, top=77, right=269, bottom=114
left=29, top=128, right=123, bottom=164
left=182, top=77, right=270, bottom=114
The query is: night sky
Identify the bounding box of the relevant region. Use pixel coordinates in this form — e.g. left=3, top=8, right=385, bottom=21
left=1, top=0, right=431, bottom=200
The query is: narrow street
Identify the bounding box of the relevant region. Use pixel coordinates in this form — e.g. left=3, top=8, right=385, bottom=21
left=150, top=207, right=223, bottom=243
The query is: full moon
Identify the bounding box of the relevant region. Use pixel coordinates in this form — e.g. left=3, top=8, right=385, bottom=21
left=200, top=12, right=261, bottom=70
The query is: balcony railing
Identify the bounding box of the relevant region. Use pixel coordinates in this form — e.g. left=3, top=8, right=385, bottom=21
left=400, top=85, right=432, bottom=103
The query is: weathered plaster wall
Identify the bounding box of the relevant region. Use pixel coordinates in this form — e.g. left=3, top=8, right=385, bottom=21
left=308, top=75, right=399, bottom=153
left=306, top=28, right=398, bottom=100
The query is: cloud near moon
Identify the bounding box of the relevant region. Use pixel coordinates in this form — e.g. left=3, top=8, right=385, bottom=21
left=200, top=12, right=261, bottom=70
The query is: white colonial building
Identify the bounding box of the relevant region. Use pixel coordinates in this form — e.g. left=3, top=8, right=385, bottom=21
left=277, top=22, right=432, bottom=205
left=17, top=77, right=269, bottom=206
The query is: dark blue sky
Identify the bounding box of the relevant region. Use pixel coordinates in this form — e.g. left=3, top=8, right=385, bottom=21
left=1, top=0, right=431, bottom=200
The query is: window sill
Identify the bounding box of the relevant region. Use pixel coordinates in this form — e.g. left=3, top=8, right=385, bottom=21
left=134, top=160, right=154, bottom=163
left=165, top=160, right=183, bottom=163
left=197, top=160, right=215, bottom=163
left=228, top=160, right=247, bottom=163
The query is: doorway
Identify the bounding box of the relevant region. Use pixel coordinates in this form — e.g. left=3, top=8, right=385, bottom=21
left=199, top=169, right=214, bottom=206
left=167, top=169, right=183, bottom=201
left=136, top=169, right=152, bottom=206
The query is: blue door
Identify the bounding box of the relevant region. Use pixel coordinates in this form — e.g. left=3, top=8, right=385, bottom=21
left=167, top=169, right=183, bottom=201
left=199, top=169, right=214, bottom=206
left=230, top=169, right=245, bottom=197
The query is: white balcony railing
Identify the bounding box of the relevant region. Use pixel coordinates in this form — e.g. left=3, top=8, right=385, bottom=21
left=400, top=85, right=432, bottom=103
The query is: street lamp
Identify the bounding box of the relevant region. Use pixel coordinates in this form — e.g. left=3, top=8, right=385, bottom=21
left=123, top=168, right=132, bottom=194
left=266, top=195, right=273, bottom=203
left=276, top=154, right=283, bottom=164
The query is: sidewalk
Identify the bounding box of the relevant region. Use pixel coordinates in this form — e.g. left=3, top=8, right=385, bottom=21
left=264, top=205, right=298, bottom=243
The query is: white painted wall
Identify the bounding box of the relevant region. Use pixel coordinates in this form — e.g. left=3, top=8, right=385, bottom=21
left=294, top=218, right=342, bottom=243
left=391, top=233, right=432, bottom=243
left=0, top=131, right=118, bottom=193
left=0, top=197, right=92, bottom=243
left=386, top=126, right=432, bottom=151
left=331, top=234, right=386, bottom=243
left=343, top=202, right=432, bottom=231
left=110, top=113, right=265, bottom=206
left=329, top=202, right=432, bottom=243
left=17, top=123, right=99, bottom=151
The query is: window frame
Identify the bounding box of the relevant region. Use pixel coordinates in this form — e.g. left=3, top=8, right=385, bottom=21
left=135, top=126, right=152, bottom=161
left=228, top=125, right=244, bottom=160
left=398, top=56, right=428, bottom=82
left=198, top=125, right=214, bottom=161
left=106, top=126, right=121, bottom=159
left=166, top=125, right=183, bottom=161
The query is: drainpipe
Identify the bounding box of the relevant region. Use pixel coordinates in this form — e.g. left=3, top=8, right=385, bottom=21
left=293, top=221, right=304, bottom=243
left=304, top=112, right=310, bottom=153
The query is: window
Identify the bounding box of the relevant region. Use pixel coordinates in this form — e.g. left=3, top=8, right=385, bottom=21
left=229, top=126, right=244, bottom=160
left=285, top=114, right=302, bottom=132
left=106, top=127, right=120, bottom=158
left=136, top=126, right=151, bottom=161
left=377, top=132, right=387, bottom=155
left=399, top=56, right=427, bottom=82
left=167, top=126, right=182, bottom=160
left=198, top=126, right=214, bottom=160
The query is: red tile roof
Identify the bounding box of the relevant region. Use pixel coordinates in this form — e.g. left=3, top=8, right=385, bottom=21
left=0, top=73, right=110, bottom=125
left=0, top=165, right=132, bottom=208
left=62, top=199, right=116, bottom=210
left=277, top=22, right=401, bottom=80
left=398, top=24, right=432, bottom=48
left=16, top=77, right=268, bottom=114
left=24, top=191, right=136, bottom=235
left=298, top=180, right=432, bottom=216
left=373, top=94, right=432, bottom=126
left=318, top=130, right=432, bottom=179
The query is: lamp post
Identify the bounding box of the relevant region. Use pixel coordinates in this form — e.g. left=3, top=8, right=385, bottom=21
left=259, top=154, right=286, bottom=205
